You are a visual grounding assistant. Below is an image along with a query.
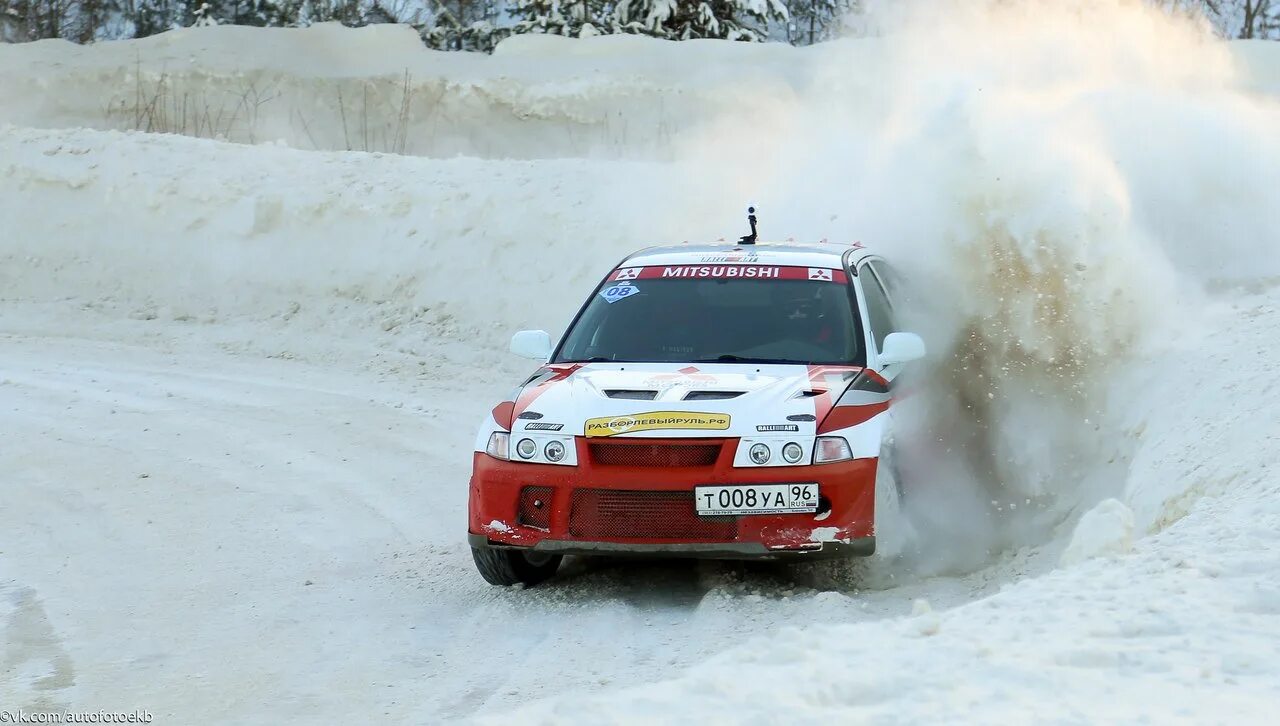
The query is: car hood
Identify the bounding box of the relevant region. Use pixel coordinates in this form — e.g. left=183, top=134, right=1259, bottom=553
left=510, top=362, right=863, bottom=439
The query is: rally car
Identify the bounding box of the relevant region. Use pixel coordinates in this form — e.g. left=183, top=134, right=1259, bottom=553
left=467, top=231, right=925, bottom=586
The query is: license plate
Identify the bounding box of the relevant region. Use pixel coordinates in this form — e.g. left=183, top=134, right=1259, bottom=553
left=694, top=484, right=819, bottom=516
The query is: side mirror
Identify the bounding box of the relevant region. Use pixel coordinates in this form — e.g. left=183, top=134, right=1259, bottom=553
left=510, top=330, right=553, bottom=361
left=878, top=332, right=926, bottom=366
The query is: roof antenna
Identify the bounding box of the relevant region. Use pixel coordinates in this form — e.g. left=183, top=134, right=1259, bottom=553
left=738, top=206, right=758, bottom=245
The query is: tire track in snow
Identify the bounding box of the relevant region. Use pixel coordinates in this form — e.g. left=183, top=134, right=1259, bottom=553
left=0, top=584, right=76, bottom=712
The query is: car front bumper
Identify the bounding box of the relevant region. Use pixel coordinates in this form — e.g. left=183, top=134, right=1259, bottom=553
left=467, top=437, right=879, bottom=560
left=467, top=533, right=876, bottom=560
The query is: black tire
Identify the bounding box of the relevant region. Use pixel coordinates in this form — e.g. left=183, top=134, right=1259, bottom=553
left=471, top=545, right=563, bottom=587
left=882, top=440, right=905, bottom=504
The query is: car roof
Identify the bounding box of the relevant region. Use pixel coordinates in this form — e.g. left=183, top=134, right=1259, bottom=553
left=620, top=241, right=877, bottom=271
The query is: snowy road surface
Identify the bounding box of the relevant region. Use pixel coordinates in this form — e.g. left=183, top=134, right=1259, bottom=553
left=1, top=314, right=1032, bottom=722
left=5, top=289, right=1278, bottom=722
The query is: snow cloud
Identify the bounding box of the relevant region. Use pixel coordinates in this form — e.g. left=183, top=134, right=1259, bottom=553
left=671, top=0, right=1280, bottom=571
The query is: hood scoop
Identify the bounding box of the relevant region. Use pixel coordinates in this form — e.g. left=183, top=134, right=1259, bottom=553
left=604, top=389, right=659, bottom=400
left=794, top=390, right=824, bottom=399
left=683, top=391, right=745, bottom=401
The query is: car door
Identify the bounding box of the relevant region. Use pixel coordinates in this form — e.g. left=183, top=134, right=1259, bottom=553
left=854, top=259, right=907, bottom=382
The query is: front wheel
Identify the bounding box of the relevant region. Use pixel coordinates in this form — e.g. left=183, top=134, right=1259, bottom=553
left=874, top=441, right=917, bottom=559
left=471, top=545, right=563, bottom=587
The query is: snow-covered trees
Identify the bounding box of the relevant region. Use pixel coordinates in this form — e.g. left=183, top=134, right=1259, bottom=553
left=499, top=0, right=788, bottom=42
left=784, top=0, right=849, bottom=44
left=422, top=0, right=505, bottom=50
left=428, top=0, right=789, bottom=49
left=190, top=0, right=302, bottom=27
left=5, top=0, right=1280, bottom=47
left=1213, top=0, right=1280, bottom=38
left=1, top=0, right=115, bottom=41
left=509, top=0, right=602, bottom=37
left=187, top=0, right=423, bottom=28
left=126, top=0, right=188, bottom=36
left=1159, top=0, right=1280, bottom=38
left=611, top=0, right=787, bottom=41
left=0, top=0, right=427, bottom=42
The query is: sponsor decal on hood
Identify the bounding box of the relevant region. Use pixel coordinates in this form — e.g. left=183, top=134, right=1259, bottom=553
left=584, top=411, right=731, bottom=438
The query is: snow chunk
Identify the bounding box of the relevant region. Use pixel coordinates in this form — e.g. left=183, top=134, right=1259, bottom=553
left=910, top=599, right=940, bottom=636
left=486, top=519, right=513, bottom=534
left=808, top=526, right=840, bottom=543
left=1060, top=499, right=1135, bottom=566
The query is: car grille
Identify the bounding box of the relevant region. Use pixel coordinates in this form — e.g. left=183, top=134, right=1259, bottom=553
left=588, top=441, right=721, bottom=468
left=517, top=486, right=553, bottom=530
left=568, top=489, right=737, bottom=541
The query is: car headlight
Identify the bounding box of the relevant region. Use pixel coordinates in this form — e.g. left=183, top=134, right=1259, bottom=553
left=516, top=438, right=537, bottom=460
left=782, top=442, right=804, bottom=464
left=749, top=442, right=771, bottom=465
left=544, top=440, right=566, bottom=462
left=485, top=432, right=510, bottom=460
left=813, top=436, right=852, bottom=464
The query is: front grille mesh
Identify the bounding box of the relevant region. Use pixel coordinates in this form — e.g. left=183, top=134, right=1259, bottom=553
left=589, top=442, right=721, bottom=468
left=517, top=486, right=553, bottom=530
left=569, top=489, right=737, bottom=541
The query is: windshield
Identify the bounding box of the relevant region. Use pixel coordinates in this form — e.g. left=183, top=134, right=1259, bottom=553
left=554, top=266, right=862, bottom=365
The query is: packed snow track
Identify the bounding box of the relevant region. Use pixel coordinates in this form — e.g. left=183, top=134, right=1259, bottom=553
left=0, top=321, right=1027, bottom=722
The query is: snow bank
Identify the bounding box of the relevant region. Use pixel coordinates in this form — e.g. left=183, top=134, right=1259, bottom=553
left=1059, top=499, right=1134, bottom=566
left=0, top=126, right=671, bottom=357
left=2, top=20, right=1277, bottom=161
left=0, top=24, right=813, bottom=159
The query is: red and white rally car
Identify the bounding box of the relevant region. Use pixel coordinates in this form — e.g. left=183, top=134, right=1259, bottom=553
left=468, top=232, right=924, bottom=586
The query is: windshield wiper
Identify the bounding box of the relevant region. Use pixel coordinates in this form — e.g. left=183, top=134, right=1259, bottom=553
left=692, top=355, right=803, bottom=365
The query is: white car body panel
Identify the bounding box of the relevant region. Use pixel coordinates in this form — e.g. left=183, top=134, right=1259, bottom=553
left=477, top=362, right=889, bottom=467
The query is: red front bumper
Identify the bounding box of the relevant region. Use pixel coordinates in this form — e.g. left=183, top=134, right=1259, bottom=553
left=467, top=437, right=878, bottom=559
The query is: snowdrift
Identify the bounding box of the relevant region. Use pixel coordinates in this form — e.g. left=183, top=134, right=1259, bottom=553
left=4, top=2, right=1280, bottom=721
left=0, top=24, right=817, bottom=159
left=0, top=126, right=665, bottom=358
left=3, top=20, right=1278, bottom=160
